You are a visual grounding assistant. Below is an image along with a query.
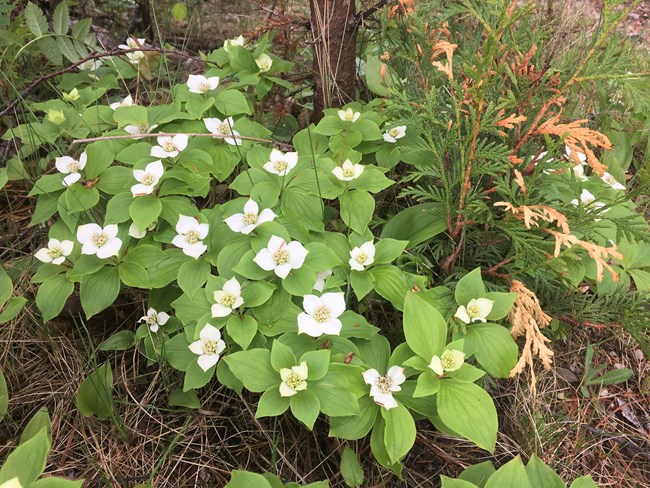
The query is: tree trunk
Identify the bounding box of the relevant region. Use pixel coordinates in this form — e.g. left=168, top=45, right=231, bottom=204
left=310, top=0, right=357, bottom=121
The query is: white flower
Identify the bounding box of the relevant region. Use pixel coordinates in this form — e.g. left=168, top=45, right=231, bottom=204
left=128, top=220, right=157, bottom=238
left=601, top=172, right=626, bottom=190
left=454, top=298, right=494, bottom=324
left=565, top=145, right=587, bottom=164
left=78, top=59, right=102, bottom=71
left=150, top=134, right=189, bottom=158
left=109, top=95, right=134, bottom=110
left=118, top=36, right=146, bottom=63
left=76, top=223, right=122, bottom=259
left=204, top=117, right=241, bottom=146
left=349, top=241, right=375, bottom=271
left=224, top=199, right=276, bottom=235
left=338, top=108, right=360, bottom=122
left=253, top=235, right=308, bottom=278
left=224, top=35, right=245, bottom=52
left=131, top=160, right=164, bottom=196
left=171, top=215, right=209, bottom=259
left=188, top=324, right=226, bottom=372
left=187, top=74, right=220, bottom=94
left=255, top=53, right=273, bottom=72
left=212, top=277, right=244, bottom=317
left=124, top=123, right=159, bottom=136
left=332, top=159, right=364, bottom=181
left=429, top=349, right=465, bottom=376
left=55, top=152, right=87, bottom=187
left=279, top=361, right=308, bottom=397
left=383, top=125, right=407, bottom=143
left=362, top=365, right=405, bottom=410
left=571, top=164, right=589, bottom=181
left=297, top=293, right=345, bottom=337
left=139, top=308, right=170, bottom=333
left=34, top=238, right=74, bottom=265
left=63, top=88, right=80, bottom=102
left=263, top=149, right=298, bottom=176
left=313, top=269, right=332, bottom=292
left=571, top=189, right=608, bottom=221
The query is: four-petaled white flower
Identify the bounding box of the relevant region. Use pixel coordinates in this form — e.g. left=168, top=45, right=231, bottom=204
left=187, top=74, right=220, bottom=94
left=255, top=53, right=273, bottom=73
left=279, top=361, right=308, bottom=397
left=77, top=223, right=122, bottom=259
left=110, top=95, right=134, bottom=110
left=55, top=152, right=87, bottom=187
left=224, top=35, right=245, bottom=52
left=139, top=308, right=170, bottom=333
left=131, top=160, right=164, bottom=196
left=601, top=172, right=626, bottom=190
left=571, top=189, right=605, bottom=211
left=338, top=108, right=360, bottom=122
left=35, top=238, right=74, bottom=265
left=297, top=293, right=346, bottom=337
left=454, top=298, right=494, bottom=324
left=362, top=366, right=405, bottom=410
left=429, top=349, right=465, bottom=376
left=383, top=125, right=407, bottom=143
left=254, top=235, right=308, bottom=278
left=124, top=123, right=159, bottom=136
left=263, top=149, right=298, bottom=176
left=204, top=117, right=241, bottom=146
left=224, top=199, right=276, bottom=235
left=118, top=36, right=146, bottom=63
left=151, top=134, right=189, bottom=158
left=172, top=215, right=209, bottom=259
left=188, top=324, right=226, bottom=372
left=349, top=241, right=375, bottom=271
left=313, top=269, right=332, bottom=292
left=212, top=277, right=244, bottom=317
left=78, top=59, right=102, bottom=71
left=332, top=159, right=364, bottom=181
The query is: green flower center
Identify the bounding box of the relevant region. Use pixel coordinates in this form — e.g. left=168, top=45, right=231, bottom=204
left=273, top=248, right=289, bottom=265
left=375, top=375, right=393, bottom=394
left=163, top=141, right=176, bottom=152
left=313, top=305, right=330, bottom=323
left=146, top=313, right=158, bottom=326
left=146, top=221, right=157, bottom=231
left=274, top=160, right=288, bottom=172
left=441, top=354, right=456, bottom=370
left=344, top=112, right=354, bottom=121
left=243, top=212, right=258, bottom=225
left=199, top=82, right=211, bottom=92
left=285, top=372, right=302, bottom=389
left=218, top=123, right=232, bottom=135
left=138, top=124, right=149, bottom=133
left=604, top=174, right=616, bottom=185
left=355, top=252, right=368, bottom=264
left=141, top=173, right=155, bottom=185
left=92, top=232, right=108, bottom=247
left=219, top=293, right=236, bottom=308
left=467, top=305, right=481, bottom=318
left=184, top=229, right=199, bottom=244
left=48, top=247, right=63, bottom=259
left=343, top=168, right=354, bottom=178
left=203, top=340, right=218, bottom=355
left=66, top=161, right=80, bottom=173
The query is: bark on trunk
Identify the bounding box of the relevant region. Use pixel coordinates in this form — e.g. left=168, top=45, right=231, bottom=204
left=310, top=0, right=357, bottom=121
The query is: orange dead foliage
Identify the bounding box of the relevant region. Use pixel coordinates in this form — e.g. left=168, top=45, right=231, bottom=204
left=430, top=40, right=457, bottom=81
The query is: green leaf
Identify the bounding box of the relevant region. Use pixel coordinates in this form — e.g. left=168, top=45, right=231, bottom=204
left=129, top=196, right=162, bottom=231
left=437, top=380, right=497, bottom=452
left=365, top=55, right=395, bottom=96
left=25, top=2, right=48, bottom=37
left=484, top=292, right=517, bottom=321
left=329, top=396, right=378, bottom=440
left=214, top=90, right=251, bottom=115
left=177, top=258, right=210, bottom=299
left=105, top=192, right=133, bottom=224
left=64, top=185, right=99, bottom=213
left=381, top=403, right=416, bottom=464
left=289, top=389, right=320, bottom=429
left=455, top=268, right=486, bottom=304
left=270, top=339, right=297, bottom=371
left=0, top=428, right=49, bottom=485
left=441, top=478, right=480, bottom=488
left=76, top=362, right=113, bottom=420
left=19, top=408, right=51, bottom=445
left=485, top=456, right=531, bottom=488
left=585, top=368, right=633, bottom=386
left=163, top=333, right=195, bottom=371
left=169, top=388, right=201, bottom=409
left=225, top=471, right=272, bottom=488
left=302, top=350, right=330, bottom=381
left=0, top=368, right=7, bottom=421
left=0, top=297, right=27, bottom=324
left=226, top=314, right=258, bottom=350
left=403, top=292, right=447, bottom=360
left=118, top=261, right=152, bottom=289
left=414, top=372, right=441, bottom=398
left=98, top=331, right=135, bottom=351
left=312, top=373, right=360, bottom=417
left=84, top=141, right=115, bottom=179
left=340, top=445, right=364, bottom=487
left=459, top=461, right=496, bottom=487
left=314, top=115, right=345, bottom=136
left=80, top=266, right=120, bottom=319
left=52, top=1, right=70, bottom=35
left=36, top=274, right=74, bottom=321
left=464, top=323, right=518, bottom=378
left=339, top=190, right=374, bottom=234
left=30, top=477, right=84, bottom=487
left=350, top=270, right=375, bottom=300
left=224, top=349, right=278, bottom=392
left=256, top=386, right=290, bottom=417
left=569, top=476, right=598, bottom=488
left=525, top=454, right=565, bottom=488
left=183, top=360, right=214, bottom=391
left=374, top=238, right=407, bottom=264
left=241, top=281, right=275, bottom=308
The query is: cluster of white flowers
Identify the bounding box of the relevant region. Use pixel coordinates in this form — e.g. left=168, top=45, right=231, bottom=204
left=254, top=236, right=308, bottom=278
left=212, top=277, right=244, bottom=317
left=279, top=362, right=308, bottom=397
left=429, top=349, right=465, bottom=376
left=187, top=74, right=220, bottom=94
left=263, top=149, right=298, bottom=176
left=172, top=215, right=209, bottom=258
left=454, top=298, right=493, bottom=324
left=332, top=159, right=364, bottom=181
left=297, top=293, right=345, bottom=337
left=55, top=152, right=87, bottom=187
left=363, top=366, right=405, bottom=410
left=131, top=160, right=164, bottom=196
left=349, top=240, right=375, bottom=271
left=118, top=36, right=147, bottom=64
left=189, top=324, right=226, bottom=372
left=110, top=95, right=134, bottom=111
left=151, top=134, right=189, bottom=159
left=224, top=199, right=276, bottom=234
left=139, top=308, right=170, bottom=333
left=204, top=117, right=241, bottom=146
left=383, top=125, right=406, bottom=143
